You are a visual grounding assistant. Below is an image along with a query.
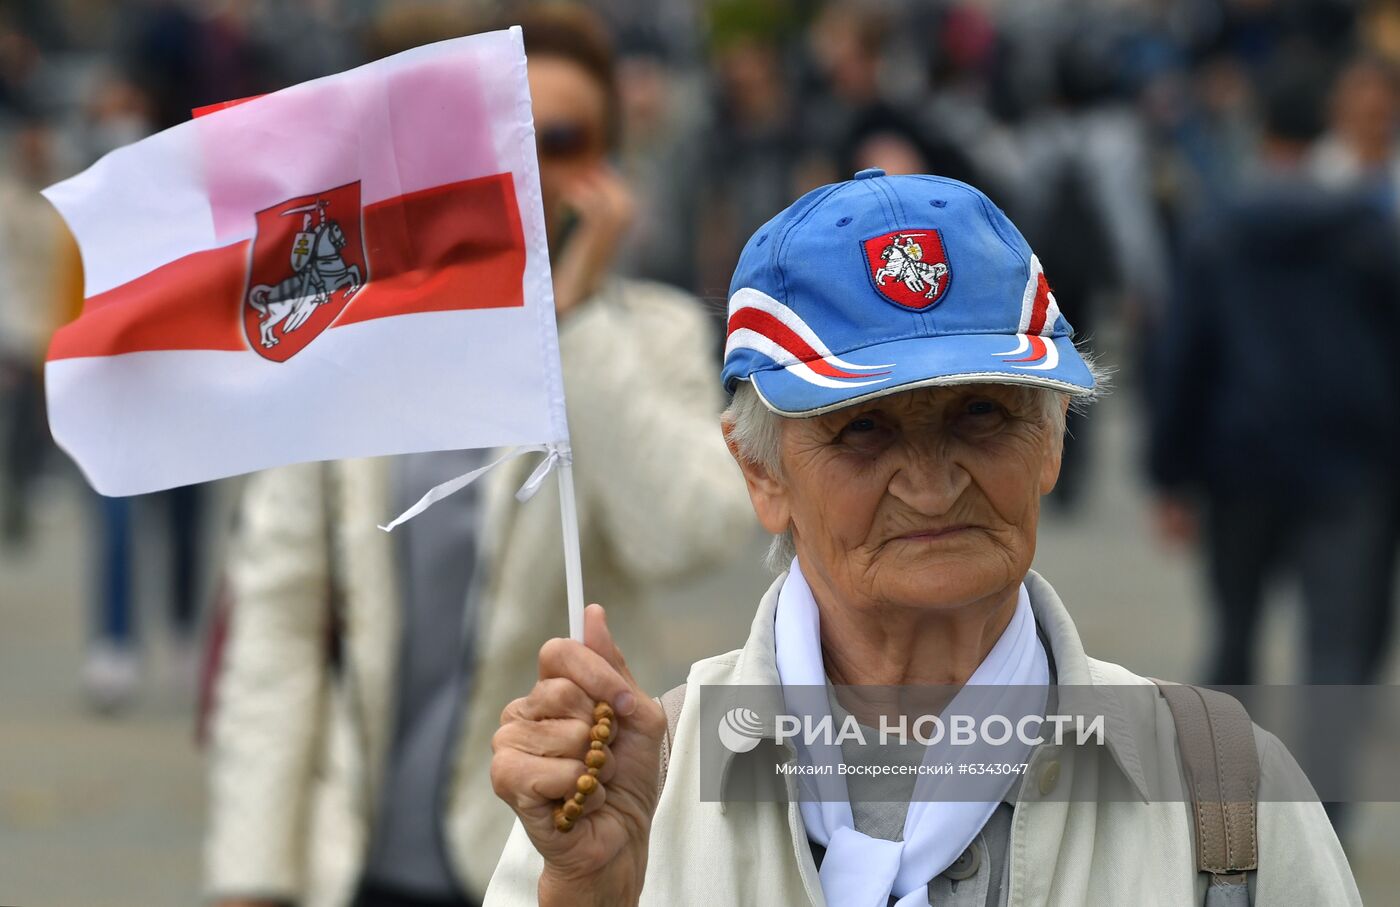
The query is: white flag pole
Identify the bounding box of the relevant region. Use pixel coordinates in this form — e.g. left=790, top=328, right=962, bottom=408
left=556, top=458, right=585, bottom=642
left=506, top=23, right=583, bottom=643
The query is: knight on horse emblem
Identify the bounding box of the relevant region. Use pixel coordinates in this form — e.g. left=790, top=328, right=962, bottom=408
left=241, top=182, right=368, bottom=362
left=873, top=233, right=948, bottom=300
left=247, top=198, right=363, bottom=350
left=861, top=228, right=953, bottom=310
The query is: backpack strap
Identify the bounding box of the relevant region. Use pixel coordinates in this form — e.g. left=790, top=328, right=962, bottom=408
left=656, top=682, right=688, bottom=793
left=1151, top=679, right=1259, bottom=898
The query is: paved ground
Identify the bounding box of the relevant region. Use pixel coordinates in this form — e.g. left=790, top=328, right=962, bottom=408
left=0, top=478, right=208, bottom=906
left=2, top=394, right=1397, bottom=905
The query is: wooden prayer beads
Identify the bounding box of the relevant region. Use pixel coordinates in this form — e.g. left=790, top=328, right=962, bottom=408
left=554, top=701, right=616, bottom=832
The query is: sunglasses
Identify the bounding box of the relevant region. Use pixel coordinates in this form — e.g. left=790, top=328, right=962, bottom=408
left=536, top=121, right=604, bottom=160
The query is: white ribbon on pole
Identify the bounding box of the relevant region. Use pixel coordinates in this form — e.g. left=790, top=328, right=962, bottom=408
left=377, top=442, right=586, bottom=641
left=378, top=443, right=567, bottom=532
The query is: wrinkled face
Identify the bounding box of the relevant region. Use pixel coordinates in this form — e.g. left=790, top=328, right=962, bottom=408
left=745, top=384, right=1064, bottom=615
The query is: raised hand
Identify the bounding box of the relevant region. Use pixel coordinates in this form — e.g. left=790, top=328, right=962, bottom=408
left=549, top=165, right=636, bottom=317
left=490, top=604, right=666, bottom=907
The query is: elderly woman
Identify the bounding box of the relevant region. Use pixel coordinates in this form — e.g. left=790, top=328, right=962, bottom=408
left=484, top=172, right=1359, bottom=906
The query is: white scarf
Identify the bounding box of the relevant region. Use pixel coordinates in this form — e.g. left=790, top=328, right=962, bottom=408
left=774, top=559, right=1049, bottom=907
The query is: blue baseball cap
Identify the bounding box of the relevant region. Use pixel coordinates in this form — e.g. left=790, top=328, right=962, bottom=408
left=721, top=169, right=1095, bottom=416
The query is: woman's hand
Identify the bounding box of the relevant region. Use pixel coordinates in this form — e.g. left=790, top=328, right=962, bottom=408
left=550, top=166, right=636, bottom=318
left=491, top=604, right=666, bottom=907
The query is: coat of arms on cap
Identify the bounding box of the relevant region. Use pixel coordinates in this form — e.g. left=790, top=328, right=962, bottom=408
left=862, top=229, right=951, bottom=310
left=243, top=181, right=368, bottom=362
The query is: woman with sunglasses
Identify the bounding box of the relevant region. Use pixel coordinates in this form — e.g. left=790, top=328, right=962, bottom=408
left=204, top=9, right=755, bottom=907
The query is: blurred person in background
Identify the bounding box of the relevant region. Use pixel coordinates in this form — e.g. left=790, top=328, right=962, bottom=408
left=798, top=1, right=987, bottom=192
left=120, top=0, right=271, bottom=135
left=1016, top=23, right=1169, bottom=510
left=835, top=102, right=982, bottom=187
left=918, top=2, right=1021, bottom=204
left=1148, top=59, right=1400, bottom=691
left=1148, top=51, right=1259, bottom=223
left=247, top=0, right=364, bottom=87
left=695, top=18, right=801, bottom=302
left=204, top=7, right=755, bottom=907
left=613, top=36, right=705, bottom=292
left=0, top=111, right=62, bottom=546
left=80, top=0, right=288, bottom=712
left=1310, top=52, right=1400, bottom=210
left=598, top=0, right=712, bottom=293
left=76, top=70, right=210, bottom=713
left=1176, top=52, right=1265, bottom=211
left=83, top=489, right=206, bottom=711
left=1364, top=0, right=1400, bottom=66
left=0, top=15, right=43, bottom=115
left=798, top=0, right=888, bottom=185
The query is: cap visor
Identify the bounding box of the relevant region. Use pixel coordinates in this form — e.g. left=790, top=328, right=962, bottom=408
left=748, top=333, right=1094, bottom=417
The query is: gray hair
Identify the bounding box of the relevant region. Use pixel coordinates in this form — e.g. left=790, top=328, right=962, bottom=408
left=722, top=355, right=1110, bottom=573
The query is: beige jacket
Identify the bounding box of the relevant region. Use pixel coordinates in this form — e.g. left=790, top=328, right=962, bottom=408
left=204, top=279, right=757, bottom=906
left=485, top=570, right=1361, bottom=906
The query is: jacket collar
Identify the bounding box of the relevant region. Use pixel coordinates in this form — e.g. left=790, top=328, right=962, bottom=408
left=717, top=568, right=1153, bottom=801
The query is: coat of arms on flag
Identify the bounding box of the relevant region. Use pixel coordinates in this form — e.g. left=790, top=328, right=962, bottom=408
left=244, top=182, right=368, bottom=361
left=43, top=26, right=595, bottom=638
left=41, top=28, right=568, bottom=498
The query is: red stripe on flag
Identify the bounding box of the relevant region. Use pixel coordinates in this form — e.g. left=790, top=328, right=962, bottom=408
left=339, top=172, right=525, bottom=327
left=48, top=173, right=526, bottom=361
left=191, top=94, right=266, bottom=118
left=48, top=243, right=252, bottom=359
left=727, top=308, right=873, bottom=379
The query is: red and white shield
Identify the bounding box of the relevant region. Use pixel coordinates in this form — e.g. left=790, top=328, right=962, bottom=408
left=862, top=228, right=951, bottom=310
left=243, top=181, right=369, bottom=362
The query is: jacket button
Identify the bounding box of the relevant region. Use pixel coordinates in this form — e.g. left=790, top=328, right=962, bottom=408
left=944, top=842, right=981, bottom=880
left=1038, top=759, right=1061, bottom=796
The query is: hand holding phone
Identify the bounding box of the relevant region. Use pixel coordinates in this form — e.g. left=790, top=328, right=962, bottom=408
left=550, top=166, right=635, bottom=317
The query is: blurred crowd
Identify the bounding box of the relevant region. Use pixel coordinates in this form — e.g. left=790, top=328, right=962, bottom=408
left=2, top=0, right=1399, bottom=904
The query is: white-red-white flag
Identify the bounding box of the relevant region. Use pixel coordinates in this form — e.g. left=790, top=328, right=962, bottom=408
left=43, top=28, right=568, bottom=497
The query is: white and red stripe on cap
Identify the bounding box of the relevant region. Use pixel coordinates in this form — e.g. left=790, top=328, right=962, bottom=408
left=725, top=288, right=892, bottom=389
left=995, top=255, right=1062, bottom=370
